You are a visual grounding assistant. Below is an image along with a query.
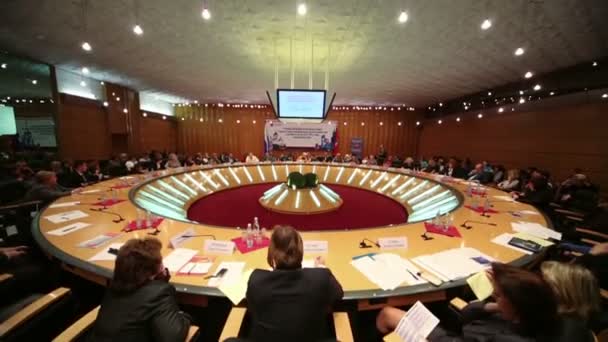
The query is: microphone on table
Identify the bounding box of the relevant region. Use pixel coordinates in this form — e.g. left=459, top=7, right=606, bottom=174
left=420, top=232, right=434, bottom=241
left=89, top=208, right=125, bottom=223
left=460, top=220, right=497, bottom=230
left=359, top=238, right=379, bottom=249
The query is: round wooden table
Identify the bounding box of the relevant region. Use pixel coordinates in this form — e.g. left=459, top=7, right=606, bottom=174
left=32, top=162, right=550, bottom=310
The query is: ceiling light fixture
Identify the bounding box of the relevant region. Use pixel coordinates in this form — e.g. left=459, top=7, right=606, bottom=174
left=398, top=11, right=408, bottom=23
left=80, top=81, right=87, bottom=87
left=438, top=120, right=442, bottom=124
left=602, top=93, right=608, bottom=98
left=456, top=117, right=461, bottom=122
left=201, top=7, right=211, bottom=20
left=524, top=71, right=533, bottom=78
left=133, top=24, right=143, bottom=35
left=123, top=108, right=128, bottom=113
left=481, top=19, right=492, bottom=30
left=519, top=98, right=525, bottom=104
left=592, top=61, right=598, bottom=67
left=103, top=101, right=109, bottom=107
left=31, top=80, right=38, bottom=85
left=498, top=107, right=504, bottom=113
left=487, top=91, right=492, bottom=96
left=0, top=63, right=6, bottom=69
left=162, top=116, right=166, bottom=120
left=398, top=122, right=402, bottom=126
left=533, top=84, right=541, bottom=91
left=514, top=47, right=525, bottom=56
left=477, top=113, right=483, bottom=118
left=82, top=67, right=90, bottom=74
left=81, top=41, right=92, bottom=51
left=549, top=91, right=555, bottom=96
left=142, top=112, right=147, bottom=117
left=416, top=121, right=420, bottom=126
left=297, top=3, right=307, bottom=16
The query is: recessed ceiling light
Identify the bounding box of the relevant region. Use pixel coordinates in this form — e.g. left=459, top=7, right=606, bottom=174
left=82, top=67, right=89, bottom=74
left=142, top=112, right=147, bottom=117
left=123, top=108, right=128, bottom=113
left=379, top=122, right=384, bottom=126
left=103, top=101, right=109, bottom=107
left=100, top=81, right=104, bottom=85
left=481, top=19, right=492, bottom=30
left=397, top=122, right=402, bottom=126
left=297, top=3, right=307, bottom=15
left=514, top=47, right=525, bottom=56
left=416, top=121, right=420, bottom=126
left=361, top=122, right=365, bottom=126
left=253, top=120, right=256, bottom=124
left=398, top=11, right=408, bottom=23
left=438, top=102, right=443, bottom=107
left=592, top=61, right=598, bottom=67
left=487, top=91, right=492, bottom=96
left=181, top=117, right=185, bottom=121
left=236, top=119, right=241, bottom=124
left=80, top=81, right=86, bottom=87
left=519, top=98, right=525, bottom=104
left=116, top=97, right=120, bottom=101
left=218, top=118, right=223, bottom=123
left=524, top=71, right=533, bottom=78
left=549, top=91, right=555, bottom=96
left=343, top=122, right=347, bottom=126
left=133, top=24, right=143, bottom=35
left=31, top=79, right=37, bottom=85
left=438, top=120, right=442, bottom=124
left=533, top=84, right=541, bottom=91
left=201, top=8, right=211, bottom=20
left=81, top=41, right=92, bottom=51
left=477, top=113, right=483, bottom=118
left=498, top=107, right=504, bottom=113
left=602, top=93, right=608, bottom=98
left=519, top=90, right=524, bottom=95
left=0, top=63, right=6, bottom=69
left=162, top=116, right=166, bottom=120
left=456, top=117, right=461, bottom=122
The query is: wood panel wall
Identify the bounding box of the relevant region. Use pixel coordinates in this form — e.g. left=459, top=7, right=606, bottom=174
left=57, top=94, right=111, bottom=160
left=418, top=101, right=608, bottom=192
left=140, top=114, right=177, bottom=153
left=175, top=106, right=423, bottom=159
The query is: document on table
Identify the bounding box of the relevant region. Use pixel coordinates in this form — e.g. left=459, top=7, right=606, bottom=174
left=89, top=243, right=124, bottom=261
left=513, top=232, right=553, bottom=247
left=493, top=195, right=515, bottom=202
left=47, top=222, right=90, bottom=236
left=81, top=189, right=101, bottom=194
left=394, top=301, right=440, bottom=342
left=303, top=240, right=328, bottom=254
left=208, top=262, right=246, bottom=287
left=467, top=271, right=494, bottom=300
left=49, top=201, right=81, bottom=208
left=412, top=248, right=494, bottom=282
left=78, top=232, right=121, bottom=248
left=163, top=248, right=199, bottom=272
left=491, top=233, right=532, bottom=255
left=44, top=210, right=89, bottom=223
left=511, top=221, right=562, bottom=240
left=219, top=268, right=253, bottom=305
left=351, top=253, right=426, bottom=290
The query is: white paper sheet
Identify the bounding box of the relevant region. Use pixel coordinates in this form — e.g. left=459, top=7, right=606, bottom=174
left=493, top=195, right=515, bottom=202
left=81, top=189, right=101, bottom=194
left=163, top=248, right=199, bottom=272
left=395, top=301, right=440, bottom=342
left=303, top=240, right=329, bottom=253
left=511, top=221, right=561, bottom=240
left=44, top=210, right=89, bottom=223
left=49, top=201, right=81, bottom=208
left=351, top=253, right=427, bottom=291
left=208, top=262, right=246, bottom=287
left=219, top=268, right=253, bottom=305
left=47, top=222, right=90, bottom=236
left=89, top=243, right=124, bottom=261
left=412, top=248, right=494, bottom=282
left=491, top=233, right=533, bottom=255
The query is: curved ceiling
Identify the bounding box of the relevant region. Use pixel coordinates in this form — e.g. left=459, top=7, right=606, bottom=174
left=0, top=0, right=607, bottom=106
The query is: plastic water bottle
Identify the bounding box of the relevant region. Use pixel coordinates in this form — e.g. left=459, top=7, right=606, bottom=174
left=246, top=223, right=253, bottom=248
left=466, top=183, right=472, bottom=197
left=145, top=210, right=152, bottom=228
left=442, top=213, right=449, bottom=231
left=483, top=198, right=491, bottom=212
left=136, top=209, right=143, bottom=229
left=112, top=189, right=117, bottom=202
left=434, top=211, right=441, bottom=227
left=472, top=197, right=478, bottom=210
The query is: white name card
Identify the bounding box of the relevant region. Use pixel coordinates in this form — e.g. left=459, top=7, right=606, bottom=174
left=204, top=240, right=235, bottom=255
left=378, top=237, right=408, bottom=250
left=304, top=240, right=328, bottom=254
left=169, top=228, right=195, bottom=248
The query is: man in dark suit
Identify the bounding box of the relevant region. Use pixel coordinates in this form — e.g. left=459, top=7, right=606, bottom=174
left=24, top=171, right=79, bottom=206
left=446, top=158, right=468, bottom=179
left=233, top=226, right=343, bottom=342
left=61, top=160, right=89, bottom=188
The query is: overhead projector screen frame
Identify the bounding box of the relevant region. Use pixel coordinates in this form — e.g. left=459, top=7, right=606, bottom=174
left=276, top=88, right=327, bottom=120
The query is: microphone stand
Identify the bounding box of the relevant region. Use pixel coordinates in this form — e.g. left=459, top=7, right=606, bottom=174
left=460, top=220, right=497, bottom=230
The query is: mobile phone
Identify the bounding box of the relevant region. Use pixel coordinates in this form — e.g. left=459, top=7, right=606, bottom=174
left=215, top=268, right=228, bottom=278
left=508, top=237, right=542, bottom=253
left=108, top=247, right=119, bottom=255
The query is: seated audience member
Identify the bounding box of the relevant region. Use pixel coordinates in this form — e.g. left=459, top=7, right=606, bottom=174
left=445, top=158, right=467, bottom=179
left=24, top=171, right=80, bottom=205
left=554, top=174, right=598, bottom=211
left=246, top=152, right=260, bottom=163
left=467, top=163, right=492, bottom=184
left=512, top=173, right=553, bottom=210
left=343, top=154, right=353, bottom=163
left=497, top=169, right=521, bottom=191
left=575, top=242, right=608, bottom=290
left=376, top=263, right=559, bottom=341
left=14, top=160, right=34, bottom=182
left=377, top=144, right=387, bottom=165
left=105, top=155, right=129, bottom=176
left=540, top=261, right=600, bottom=339
left=49, top=160, right=65, bottom=183
left=391, top=155, right=403, bottom=168
left=263, top=152, right=275, bottom=162
left=332, top=153, right=343, bottom=163
left=165, top=153, right=182, bottom=169
left=62, top=160, right=89, bottom=188
left=183, top=155, right=195, bottom=167
left=86, top=160, right=104, bottom=183
left=419, top=158, right=428, bottom=170
left=402, top=157, right=415, bottom=170
left=238, top=225, right=343, bottom=342
left=493, top=165, right=506, bottom=183
left=367, top=155, right=377, bottom=165
left=89, top=238, right=191, bottom=341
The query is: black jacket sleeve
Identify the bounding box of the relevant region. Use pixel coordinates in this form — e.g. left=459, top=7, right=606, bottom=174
left=325, top=269, right=344, bottom=305
left=149, top=285, right=191, bottom=342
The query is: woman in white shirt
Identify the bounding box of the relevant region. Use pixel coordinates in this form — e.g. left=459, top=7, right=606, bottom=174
left=497, top=169, right=520, bottom=191
left=246, top=152, right=260, bottom=163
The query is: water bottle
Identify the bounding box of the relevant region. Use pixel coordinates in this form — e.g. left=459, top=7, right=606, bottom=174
left=472, top=197, right=478, bottom=210
left=433, top=211, right=441, bottom=227
left=448, top=214, right=454, bottom=228
left=112, top=189, right=117, bottom=202
left=466, top=183, right=472, bottom=197
left=145, top=210, right=152, bottom=228
left=442, top=213, right=449, bottom=231
left=483, top=198, right=491, bottom=212
left=136, top=209, right=143, bottom=229
left=246, top=223, right=253, bottom=248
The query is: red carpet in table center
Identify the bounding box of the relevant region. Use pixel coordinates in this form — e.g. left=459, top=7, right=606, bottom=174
left=187, top=183, right=408, bottom=231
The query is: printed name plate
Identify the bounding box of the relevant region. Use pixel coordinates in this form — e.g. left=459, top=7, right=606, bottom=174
left=378, top=237, right=408, bottom=249
left=303, top=240, right=329, bottom=254
left=204, top=240, right=235, bottom=255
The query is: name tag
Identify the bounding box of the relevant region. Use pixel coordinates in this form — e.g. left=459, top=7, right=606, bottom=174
left=169, top=228, right=195, bottom=248
left=304, top=240, right=328, bottom=254
left=378, top=237, right=408, bottom=250
left=204, top=240, right=235, bottom=255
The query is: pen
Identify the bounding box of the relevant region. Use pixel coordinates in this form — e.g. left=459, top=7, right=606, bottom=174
left=406, top=269, right=419, bottom=280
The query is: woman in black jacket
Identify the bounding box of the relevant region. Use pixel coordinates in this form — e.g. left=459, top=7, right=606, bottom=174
left=89, top=238, right=191, bottom=342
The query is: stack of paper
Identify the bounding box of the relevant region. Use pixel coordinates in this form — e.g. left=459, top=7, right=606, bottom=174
left=467, top=271, right=494, bottom=300
left=44, top=210, right=88, bottom=223
left=412, top=248, right=494, bottom=282
left=394, top=301, right=440, bottom=342
left=511, top=221, right=561, bottom=240
left=163, top=248, right=198, bottom=272
left=49, top=201, right=81, bottom=208
left=219, top=268, right=253, bottom=305
left=351, top=253, right=427, bottom=290
left=47, top=222, right=90, bottom=236
left=493, top=195, right=515, bottom=202
left=208, top=261, right=246, bottom=287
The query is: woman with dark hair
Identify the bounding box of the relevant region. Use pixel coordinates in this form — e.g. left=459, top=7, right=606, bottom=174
left=377, top=263, right=559, bottom=341
left=89, top=238, right=191, bottom=341
left=238, top=225, right=343, bottom=342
